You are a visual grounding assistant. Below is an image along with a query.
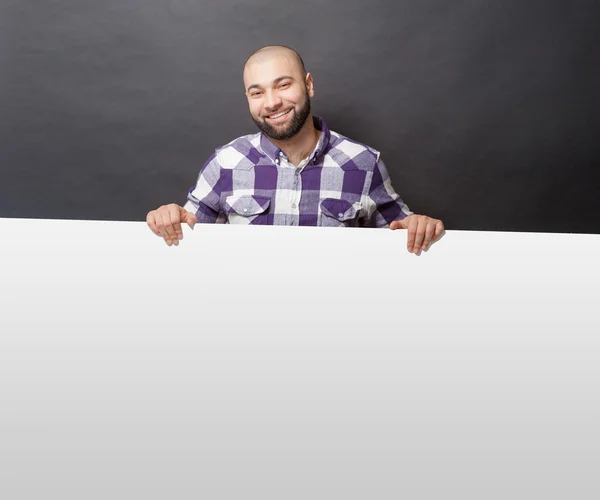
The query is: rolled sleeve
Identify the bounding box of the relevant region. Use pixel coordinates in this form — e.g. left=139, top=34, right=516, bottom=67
left=364, top=158, right=412, bottom=228
left=183, top=153, right=225, bottom=224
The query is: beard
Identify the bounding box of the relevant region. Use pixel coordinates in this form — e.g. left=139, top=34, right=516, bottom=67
left=252, top=90, right=311, bottom=141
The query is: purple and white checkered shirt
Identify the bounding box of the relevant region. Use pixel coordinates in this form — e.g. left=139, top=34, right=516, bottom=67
left=184, top=116, right=412, bottom=227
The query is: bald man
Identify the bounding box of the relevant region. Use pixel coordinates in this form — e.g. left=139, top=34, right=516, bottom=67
left=147, top=45, right=444, bottom=254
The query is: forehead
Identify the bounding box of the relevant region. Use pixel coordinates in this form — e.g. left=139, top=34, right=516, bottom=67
left=243, top=53, right=302, bottom=88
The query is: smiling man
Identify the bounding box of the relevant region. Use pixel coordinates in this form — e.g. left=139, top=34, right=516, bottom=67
left=147, top=45, right=444, bottom=254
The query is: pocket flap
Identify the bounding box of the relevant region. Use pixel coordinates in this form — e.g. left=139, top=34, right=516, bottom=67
left=320, top=198, right=359, bottom=221
left=225, top=195, right=271, bottom=216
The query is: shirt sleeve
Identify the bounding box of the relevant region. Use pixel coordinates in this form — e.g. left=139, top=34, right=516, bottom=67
left=363, top=158, right=413, bottom=228
left=183, top=152, right=226, bottom=224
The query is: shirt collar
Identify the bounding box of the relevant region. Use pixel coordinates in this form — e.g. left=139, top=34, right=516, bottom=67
left=259, top=116, right=331, bottom=164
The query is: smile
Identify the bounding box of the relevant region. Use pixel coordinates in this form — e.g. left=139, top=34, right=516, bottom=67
left=266, top=109, right=292, bottom=121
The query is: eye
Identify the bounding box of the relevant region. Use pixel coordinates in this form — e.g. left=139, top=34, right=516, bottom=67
left=279, top=83, right=290, bottom=89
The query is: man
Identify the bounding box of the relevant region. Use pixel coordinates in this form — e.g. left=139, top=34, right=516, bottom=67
left=147, top=45, right=444, bottom=254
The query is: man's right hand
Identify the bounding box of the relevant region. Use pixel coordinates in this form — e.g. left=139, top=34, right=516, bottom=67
left=146, top=204, right=198, bottom=246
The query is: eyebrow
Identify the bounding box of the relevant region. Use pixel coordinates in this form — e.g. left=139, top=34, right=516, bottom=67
left=246, top=76, right=294, bottom=93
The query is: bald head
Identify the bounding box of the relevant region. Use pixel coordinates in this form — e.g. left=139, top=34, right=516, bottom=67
left=243, top=45, right=306, bottom=78
left=242, top=45, right=315, bottom=141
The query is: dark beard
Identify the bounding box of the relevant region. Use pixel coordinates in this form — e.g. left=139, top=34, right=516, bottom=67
left=252, top=92, right=311, bottom=141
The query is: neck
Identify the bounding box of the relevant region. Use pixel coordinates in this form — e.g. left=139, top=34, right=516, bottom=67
left=269, top=114, right=320, bottom=166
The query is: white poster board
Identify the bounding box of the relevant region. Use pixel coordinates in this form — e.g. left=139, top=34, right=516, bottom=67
left=1, top=218, right=599, bottom=499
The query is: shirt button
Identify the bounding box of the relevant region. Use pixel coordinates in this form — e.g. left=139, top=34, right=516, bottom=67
left=291, top=203, right=298, bottom=209
left=243, top=208, right=248, bottom=213
left=338, top=213, right=343, bottom=218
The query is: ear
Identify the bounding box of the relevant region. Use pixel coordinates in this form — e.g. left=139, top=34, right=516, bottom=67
left=305, top=72, right=315, bottom=97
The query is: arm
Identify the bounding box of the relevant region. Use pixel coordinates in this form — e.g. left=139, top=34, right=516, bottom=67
left=183, top=152, right=224, bottom=224
left=363, top=157, right=413, bottom=228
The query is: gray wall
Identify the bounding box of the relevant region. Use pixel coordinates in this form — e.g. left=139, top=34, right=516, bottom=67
left=1, top=0, right=599, bottom=232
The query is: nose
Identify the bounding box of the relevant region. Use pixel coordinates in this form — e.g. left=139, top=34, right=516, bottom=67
left=263, top=90, right=282, bottom=111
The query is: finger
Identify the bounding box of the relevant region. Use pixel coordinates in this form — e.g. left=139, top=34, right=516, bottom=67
left=169, top=205, right=184, bottom=240
left=161, top=209, right=180, bottom=244
left=433, top=220, right=445, bottom=241
left=412, top=218, right=428, bottom=254
left=159, top=210, right=180, bottom=246
left=406, top=217, right=418, bottom=252
left=155, top=211, right=173, bottom=246
left=421, top=220, right=437, bottom=251
left=146, top=211, right=160, bottom=236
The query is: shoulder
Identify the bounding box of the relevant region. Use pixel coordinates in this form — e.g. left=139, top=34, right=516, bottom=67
left=325, top=128, right=381, bottom=171
left=213, top=132, right=264, bottom=169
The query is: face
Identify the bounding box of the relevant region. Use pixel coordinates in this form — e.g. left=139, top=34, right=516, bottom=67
left=244, top=54, right=314, bottom=141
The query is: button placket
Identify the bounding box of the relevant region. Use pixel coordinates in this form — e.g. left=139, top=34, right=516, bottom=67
left=291, top=169, right=301, bottom=212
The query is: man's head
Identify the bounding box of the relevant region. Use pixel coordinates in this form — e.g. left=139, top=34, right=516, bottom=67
left=243, top=46, right=314, bottom=141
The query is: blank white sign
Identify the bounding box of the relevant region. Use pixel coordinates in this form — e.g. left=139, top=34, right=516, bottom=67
left=1, top=218, right=599, bottom=499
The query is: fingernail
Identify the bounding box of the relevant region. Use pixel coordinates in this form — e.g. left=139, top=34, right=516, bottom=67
left=178, top=234, right=183, bottom=240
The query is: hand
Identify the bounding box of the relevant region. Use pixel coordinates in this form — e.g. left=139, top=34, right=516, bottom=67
left=146, top=204, right=198, bottom=246
left=390, top=215, right=445, bottom=254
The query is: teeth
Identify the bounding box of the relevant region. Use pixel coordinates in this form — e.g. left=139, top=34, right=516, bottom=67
left=268, top=109, right=290, bottom=119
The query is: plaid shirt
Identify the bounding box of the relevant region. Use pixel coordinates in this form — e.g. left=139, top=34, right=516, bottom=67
left=184, top=116, right=412, bottom=227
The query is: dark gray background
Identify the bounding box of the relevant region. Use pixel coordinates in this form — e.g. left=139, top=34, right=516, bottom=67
left=1, top=0, right=599, bottom=233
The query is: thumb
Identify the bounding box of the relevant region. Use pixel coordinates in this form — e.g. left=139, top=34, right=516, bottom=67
left=180, top=208, right=198, bottom=229
left=390, top=219, right=408, bottom=230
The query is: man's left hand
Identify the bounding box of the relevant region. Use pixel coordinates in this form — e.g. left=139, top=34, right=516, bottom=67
left=390, top=215, right=445, bottom=254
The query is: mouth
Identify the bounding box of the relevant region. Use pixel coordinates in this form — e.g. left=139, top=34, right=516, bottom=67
left=265, top=109, right=292, bottom=122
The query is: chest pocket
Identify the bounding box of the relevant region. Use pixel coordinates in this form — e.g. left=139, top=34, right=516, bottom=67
left=320, top=198, right=362, bottom=227
left=224, top=195, right=271, bottom=225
